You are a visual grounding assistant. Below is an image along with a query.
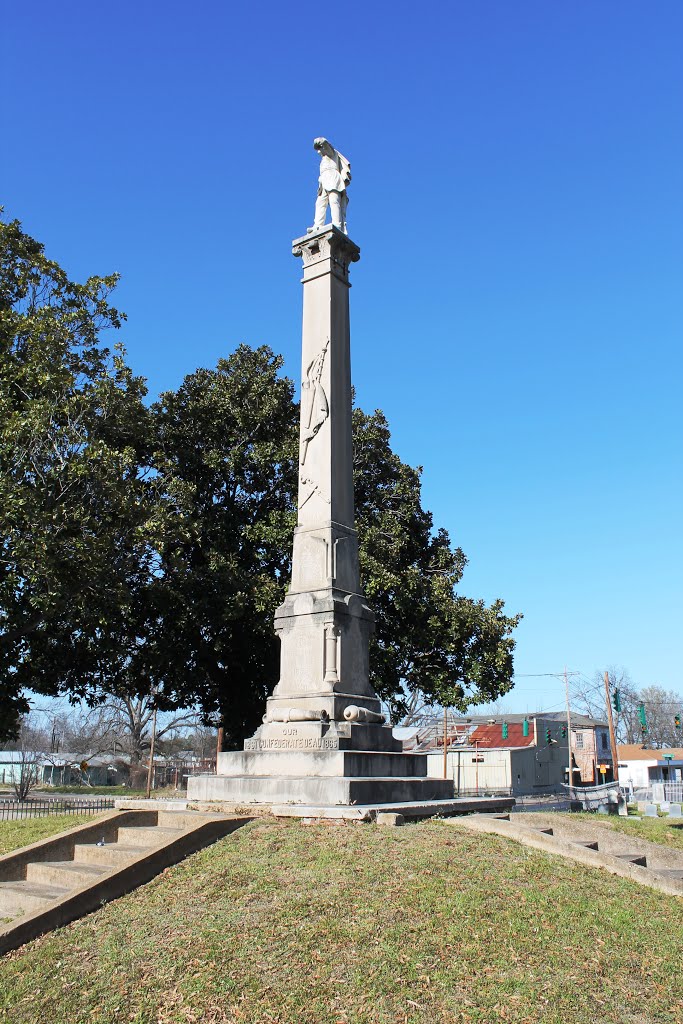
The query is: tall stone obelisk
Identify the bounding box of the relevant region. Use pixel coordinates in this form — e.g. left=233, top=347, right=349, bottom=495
left=265, top=222, right=381, bottom=724
left=187, top=140, right=454, bottom=807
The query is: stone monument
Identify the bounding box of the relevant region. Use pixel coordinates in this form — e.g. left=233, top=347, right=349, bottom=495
left=188, top=141, right=454, bottom=808
left=312, top=137, right=351, bottom=234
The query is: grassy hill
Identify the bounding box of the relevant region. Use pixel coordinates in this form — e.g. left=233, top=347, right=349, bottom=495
left=0, top=814, right=107, bottom=856
left=1, top=817, right=681, bottom=1024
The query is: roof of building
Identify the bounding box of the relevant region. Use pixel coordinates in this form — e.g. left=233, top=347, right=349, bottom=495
left=393, top=727, right=420, bottom=741
left=0, top=751, right=30, bottom=764
left=618, top=744, right=683, bottom=761
left=448, top=712, right=608, bottom=728
left=465, top=724, right=536, bottom=749
left=0, top=751, right=127, bottom=767
left=542, top=712, right=608, bottom=728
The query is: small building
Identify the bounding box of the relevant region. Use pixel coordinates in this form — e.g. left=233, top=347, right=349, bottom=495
left=617, top=744, right=683, bottom=790
left=41, top=753, right=129, bottom=787
left=0, top=751, right=35, bottom=787
left=425, top=717, right=572, bottom=796
left=543, top=712, right=613, bottom=785
left=1, top=750, right=132, bottom=790
left=416, top=711, right=613, bottom=794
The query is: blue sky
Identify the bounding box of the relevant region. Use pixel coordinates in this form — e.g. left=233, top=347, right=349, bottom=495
left=3, top=1, right=682, bottom=716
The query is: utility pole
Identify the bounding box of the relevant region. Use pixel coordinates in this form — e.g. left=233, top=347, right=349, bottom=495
left=603, top=670, right=620, bottom=786
left=216, top=722, right=224, bottom=770
left=145, top=703, right=158, bottom=800
left=564, top=667, right=573, bottom=791
left=443, top=706, right=448, bottom=780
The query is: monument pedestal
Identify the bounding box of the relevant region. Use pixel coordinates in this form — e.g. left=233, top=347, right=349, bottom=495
left=189, top=718, right=454, bottom=805
left=187, top=220, right=454, bottom=809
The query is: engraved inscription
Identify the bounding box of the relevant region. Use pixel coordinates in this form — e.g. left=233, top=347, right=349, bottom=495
left=244, top=738, right=338, bottom=750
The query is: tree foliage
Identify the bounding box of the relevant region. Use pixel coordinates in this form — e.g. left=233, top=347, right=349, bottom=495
left=146, top=346, right=299, bottom=746
left=0, top=217, right=161, bottom=741
left=1, top=216, right=521, bottom=744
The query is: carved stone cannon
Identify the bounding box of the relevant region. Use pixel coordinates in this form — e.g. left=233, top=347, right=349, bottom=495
left=343, top=705, right=386, bottom=725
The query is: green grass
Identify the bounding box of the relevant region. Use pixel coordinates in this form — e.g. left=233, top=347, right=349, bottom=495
left=569, top=812, right=683, bottom=852
left=0, top=785, right=146, bottom=796
left=1, top=818, right=682, bottom=1024
left=40, top=785, right=183, bottom=797
left=0, top=813, right=108, bottom=855
left=40, top=786, right=148, bottom=796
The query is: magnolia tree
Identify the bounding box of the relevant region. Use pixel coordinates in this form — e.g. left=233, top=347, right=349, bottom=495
left=1, top=215, right=522, bottom=746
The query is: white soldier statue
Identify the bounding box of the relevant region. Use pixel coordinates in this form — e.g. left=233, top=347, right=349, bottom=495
left=311, top=137, right=351, bottom=234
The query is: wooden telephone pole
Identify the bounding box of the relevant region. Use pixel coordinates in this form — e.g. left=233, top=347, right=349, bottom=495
left=145, top=703, right=158, bottom=800
left=564, top=667, right=574, bottom=790
left=603, top=670, right=620, bottom=785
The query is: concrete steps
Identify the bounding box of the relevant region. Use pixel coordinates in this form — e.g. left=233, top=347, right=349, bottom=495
left=0, top=808, right=249, bottom=955
left=116, top=825, right=185, bottom=846
left=0, top=880, right=70, bottom=917
left=25, top=860, right=110, bottom=888
left=72, top=843, right=148, bottom=867
left=612, top=852, right=647, bottom=867
left=442, top=812, right=683, bottom=896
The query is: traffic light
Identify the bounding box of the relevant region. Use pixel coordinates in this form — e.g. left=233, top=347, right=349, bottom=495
left=612, top=689, right=621, bottom=713
left=501, top=722, right=508, bottom=740
left=560, top=725, right=567, bottom=739
left=545, top=727, right=552, bottom=744
left=522, top=718, right=529, bottom=738
left=675, top=714, right=681, bottom=731
left=638, top=703, right=648, bottom=735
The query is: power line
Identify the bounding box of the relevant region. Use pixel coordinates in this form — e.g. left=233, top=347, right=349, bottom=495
left=513, top=672, right=581, bottom=678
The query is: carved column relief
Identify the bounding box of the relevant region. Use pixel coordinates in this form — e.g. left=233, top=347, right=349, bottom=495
left=323, top=622, right=341, bottom=684
left=300, top=338, right=329, bottom=466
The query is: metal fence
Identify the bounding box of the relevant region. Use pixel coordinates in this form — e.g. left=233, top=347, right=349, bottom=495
left=0, top=797, right=115, bottom=821
left=453, top=786, right=514, bottom=797
left=634, top=783, right=683, bottom=805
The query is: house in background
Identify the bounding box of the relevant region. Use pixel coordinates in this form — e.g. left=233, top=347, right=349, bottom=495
left=617, top=744, right=683, bottom=791
left=411, top=711, right=613, bottom=795
left=0, top=751, right=132, bottom=790
left=0, top=751, right=33, bottom=787
left=424, top=716, right=572, bottom=796
left=41, top=753, right=130, bottom=787
left=543, top=712, right=612, bottom=785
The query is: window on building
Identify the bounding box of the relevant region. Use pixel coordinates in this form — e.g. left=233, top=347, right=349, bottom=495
left=601, top=732, right=609, bottom=750
left=575, top=733, right=584, bottom=749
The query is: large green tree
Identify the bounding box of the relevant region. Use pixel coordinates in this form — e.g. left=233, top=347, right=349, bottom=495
left=1, top=215, right=520, bottom=744
left=147, top=345, right=299, bottom=746
left=0, top=217, right=161, bottom=740
left=143, top=361, right=520, bottom=741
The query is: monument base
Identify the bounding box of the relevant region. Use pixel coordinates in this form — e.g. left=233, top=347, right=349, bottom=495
left=187, top=773, right=454, bottom=806
left=185, top=719, right=455, bottom=807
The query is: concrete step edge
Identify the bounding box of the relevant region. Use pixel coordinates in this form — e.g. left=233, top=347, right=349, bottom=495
left=0, top=815, right=251, bottom=956
left=27, top=860, right=110, bottom=876
left=0, top=880, right=70, bottom=898
left=440, top=816, right=683, bottom=897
